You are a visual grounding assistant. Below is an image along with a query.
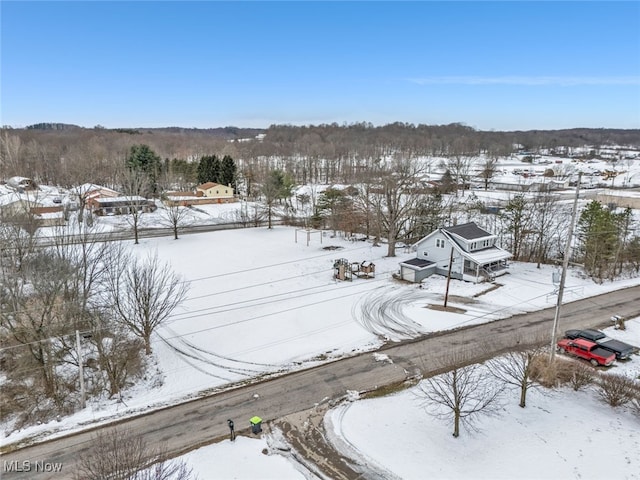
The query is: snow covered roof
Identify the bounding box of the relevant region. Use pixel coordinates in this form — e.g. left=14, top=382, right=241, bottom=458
left=74, top=183, right=120, bottom=197
left=461, top=246, right=512, bottom=264
left=94, top=195, right=148, bottom=204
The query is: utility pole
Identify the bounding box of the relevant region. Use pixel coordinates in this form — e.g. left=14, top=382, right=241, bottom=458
left=549, top=173, right=582, bottom=364
left=76, top=330, right=86, bottom=409
left=444, top=246, right=455, bottom=308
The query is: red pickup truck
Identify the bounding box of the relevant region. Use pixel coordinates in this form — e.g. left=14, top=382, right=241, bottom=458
left=557, top=338, right=616, bottom=366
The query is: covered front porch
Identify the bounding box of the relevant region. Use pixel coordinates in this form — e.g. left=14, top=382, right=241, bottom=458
left=461, top=247, right=512, bottom=283
left=463, top=259, right=509, bottom=282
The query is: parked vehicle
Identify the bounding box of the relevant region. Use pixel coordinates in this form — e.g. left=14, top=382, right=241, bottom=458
left=557, top=338, right=616, bottom=367
left=564, top=329, right=639, bottom=360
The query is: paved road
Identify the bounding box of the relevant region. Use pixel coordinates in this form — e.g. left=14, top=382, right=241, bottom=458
left=33, top=220, right=279, bottom=247
left=2, top=285, right=639, bottom=479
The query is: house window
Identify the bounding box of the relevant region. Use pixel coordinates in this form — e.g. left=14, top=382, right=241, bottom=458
left=423, top=251, right=428, bottom=256
left=436, top=239, right=445, bottom=248
left=471, top=242, right=476, bottom=250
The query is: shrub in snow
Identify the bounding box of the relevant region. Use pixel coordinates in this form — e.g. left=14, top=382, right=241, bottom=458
left=597, top=373, right=637, bottom=407
left=529, top=354, right=561, bottom=388
left=568, top=362, right=595, bottom=391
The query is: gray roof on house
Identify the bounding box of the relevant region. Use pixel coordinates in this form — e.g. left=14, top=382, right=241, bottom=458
left=400, top=258, right=434, bottom=269
left=443, top=222, right=491, bottom=240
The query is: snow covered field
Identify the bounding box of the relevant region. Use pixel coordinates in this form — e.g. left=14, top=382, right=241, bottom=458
left=1, top=150, right=639, bottom=477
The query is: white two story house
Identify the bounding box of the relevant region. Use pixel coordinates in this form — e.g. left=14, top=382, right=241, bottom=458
left=399, top=222, right=511, bottom=284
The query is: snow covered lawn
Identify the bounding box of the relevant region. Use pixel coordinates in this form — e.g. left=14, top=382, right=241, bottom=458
left=3, top=224, right=640, bottom=480
left=326, top=319, right=640, bottom=480
left=165, top=318, right=640, bottom=480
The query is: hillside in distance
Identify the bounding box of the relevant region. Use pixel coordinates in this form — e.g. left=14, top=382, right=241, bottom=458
left=21, top=122, right=265, bottom=140
left=2, top=122, right=639, bottom=189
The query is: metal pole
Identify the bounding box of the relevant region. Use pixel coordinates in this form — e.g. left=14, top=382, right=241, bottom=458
left=549, top=173, right=581, bottom=364
left=76, top=330, right=86, bottom=409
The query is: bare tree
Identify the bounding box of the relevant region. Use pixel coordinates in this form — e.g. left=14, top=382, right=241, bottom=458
left=488, top=348, right=542, bottom=408
left=0, top=130, right=23, bottom=178
left=120, top=169, right=152, bottom=245
left=529, top=191, right=566, bottom=267
left=351, top=165, right=380, bottom=240
left=478, top=158, right=498, bottom=190
left=106, top=252, right=189, bottom=355
left=74, top=427, right=196, bottom=480
left=0, top=250, right=76, bottom=400
left=88, top=311, right=145, bottom=398
left=441, top=148, right=474, bottom=197
left=50, top=221, right=116, bottom=313
left=0, top=210, right=38, bottom=270
left=369, top=156, right=426, bottom=257
left=159, top=201, right=191, bottom=240
left=417, top=361, right=504, bottom=437
left=500, top=194, right=533, bottom=261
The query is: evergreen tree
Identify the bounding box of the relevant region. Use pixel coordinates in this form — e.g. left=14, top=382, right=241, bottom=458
left=126, top=144, right=161, bottom=195
left=211, top=156, right=221, bottom=183
left=220, top=155, right=237, bottom=190
left=261, top=169, right=294, bottom=229
left=439, top=170, right=456, bottom=194
left=196, top=155, right=221, bottom=184
left=170, top=158, right=198, bottom=185
left=577, top=201, right=620, bottom=282
left=196, top=156, right=210, bottom=185
left=317, top=187, right=352, bottom=235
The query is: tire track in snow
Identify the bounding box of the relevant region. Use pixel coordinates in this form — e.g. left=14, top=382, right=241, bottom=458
left=352, top=286, right=431, bottom=341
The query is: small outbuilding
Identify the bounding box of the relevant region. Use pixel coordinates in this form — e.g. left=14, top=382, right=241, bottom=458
left=398, top=258, right=436, bottom=283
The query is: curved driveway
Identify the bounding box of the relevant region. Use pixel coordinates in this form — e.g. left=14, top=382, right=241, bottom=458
left=2, top=285, right=639, bottom=479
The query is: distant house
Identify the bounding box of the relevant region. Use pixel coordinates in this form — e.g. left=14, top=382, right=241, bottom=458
left=0, top=194, right=44, bottom=218
left=0, top=189, right=45, bottom=218
left=30, top=205, right=66, bottom=227
left=7, top=176, right=37, bottom=191
left=74, top=183, right=120, bottom=202
left=195, top=182, right=235, bottom=203
left=399, top=222, right=511, bottom=284
left=89, top=196, right=157, bottom=216
left=163, top=191, right=199, bottom=207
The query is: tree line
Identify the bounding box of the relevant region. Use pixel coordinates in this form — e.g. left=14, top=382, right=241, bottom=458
left=2, top=123, right=639, bottom=188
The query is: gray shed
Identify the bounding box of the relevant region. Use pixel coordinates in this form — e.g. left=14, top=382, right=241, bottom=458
left=399, top=258, right=436, bottom=283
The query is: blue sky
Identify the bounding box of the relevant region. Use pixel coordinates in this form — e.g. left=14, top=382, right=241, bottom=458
left=1, top=1, right=639, bottom=131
